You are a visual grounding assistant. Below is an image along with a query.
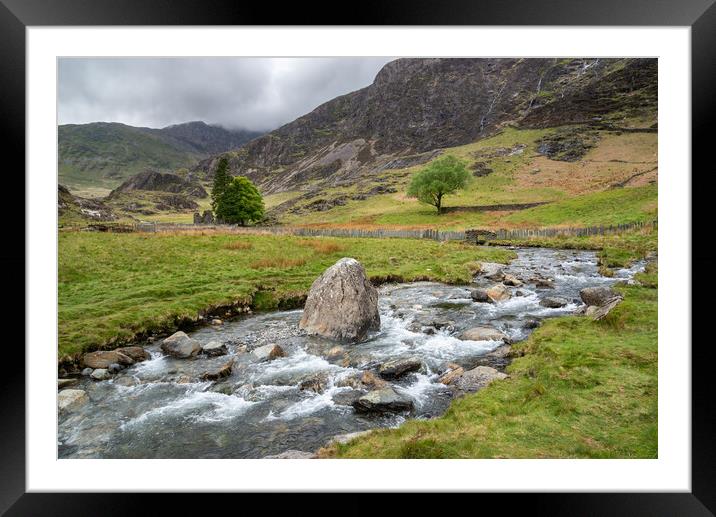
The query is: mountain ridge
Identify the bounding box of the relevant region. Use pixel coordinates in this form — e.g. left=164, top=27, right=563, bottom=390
left=192, top=58, right=657, bottom=195
left=58, top=120, right=264, bottom=191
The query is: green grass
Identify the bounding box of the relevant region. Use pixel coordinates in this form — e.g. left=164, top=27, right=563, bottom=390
left=504, top=184, right=657, bottom=227
left=322, top=280, right=657, bottom=459
left=58, top=232, right=514, bottom=360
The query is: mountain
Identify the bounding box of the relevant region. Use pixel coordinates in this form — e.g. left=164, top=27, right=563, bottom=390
left=58, top=121, right=263, bottom=191
left=193, top=58, right=657, bottom=195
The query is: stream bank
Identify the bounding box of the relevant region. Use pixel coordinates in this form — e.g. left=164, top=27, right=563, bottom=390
left=58, top=247, right=645, bottom=459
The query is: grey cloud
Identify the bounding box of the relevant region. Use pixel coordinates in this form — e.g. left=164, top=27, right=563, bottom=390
left=58, top=57, right=395, bottom=131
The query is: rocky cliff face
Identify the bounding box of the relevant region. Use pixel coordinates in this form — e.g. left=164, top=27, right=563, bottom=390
left=194, top=58, right=656, bottom=194
left=109, top=169, right=207, bottom=199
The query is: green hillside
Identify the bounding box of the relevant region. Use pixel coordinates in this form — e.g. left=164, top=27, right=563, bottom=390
left=59, top=123, right=200, bottom=190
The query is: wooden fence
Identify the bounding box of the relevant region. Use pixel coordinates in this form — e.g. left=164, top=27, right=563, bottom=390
left=86, top=221, right=657, bottom=242
left=83, top=219, right=657, bottom=242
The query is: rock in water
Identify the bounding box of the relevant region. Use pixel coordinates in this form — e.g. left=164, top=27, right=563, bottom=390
left=580, top=286, right=619, bottom=307
left=252, top=343, right=286, bottom=361
left=58, top=389, right=89, bottom=413
left=503, top=274, right=523, bottom=287
left=539, top=296, right=570, bottom=308
left=353, top=387, right=413, bottom=413
left=477, top=262, right=505, bottom=281
left=160, top=331, right=202, bottom=358
left=460, top=326, right=510, bottom=343
left=299, top=258, right=380, bottom=342
left=202, top=341, right=228, bottom=357
left=470, top=288, right=492, bottom=303
left=200, top=358, right=234, bottom=381
left=82, top=350, right=134, bottom=369
left=486, top=284, right=511, bottom=302
left=115, top=346, right=151, bottom=362
left=378, top=357, right=422, bottom=379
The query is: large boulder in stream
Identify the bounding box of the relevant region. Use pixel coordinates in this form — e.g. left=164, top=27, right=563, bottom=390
left=160, top=331, right=202, bottom=358
left=299, top=258, right=380, bottom=343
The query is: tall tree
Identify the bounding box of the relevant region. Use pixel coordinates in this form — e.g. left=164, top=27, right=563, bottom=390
left=407, top=155, right=470, bottom=214
left=211, top=156, right=231, bottom=213
left=215, top=176, right=265, bottom=226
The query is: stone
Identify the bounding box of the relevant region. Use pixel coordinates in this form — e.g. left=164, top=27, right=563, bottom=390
left=114, top=376, right=138, bottom=387
left=532, top=277, right=555, bottom=289
left=200, top=358, right=234, bottom=381
left=486, top=284, right=511, bottom=302
left=360, top=371, right=388, bottom=389
left=160, top=331, right=202, bottom=358
left=589, top=297, right=623, bottom=320
left=82, top=350, right=134, bottom=369
left=539, top=296, right=570, bottom=308
left=108, top=363, right=123, bottom=374
left=470, top=288, right=492, bottom=303
left=81, top=368, right=93, bottom=376
left=503, top=274, right=523, bottom=287
left=201, top=341, right=228, bottom=357
left=58, top=389, right=89, bottom=413
left=438, top=366, right=465, bottom=385
left=90, top=369, right=110, bottom=381
left=353, top=387, right=414, bottom=413
left=115, top=346, right=151, bottom=362
left=299, top=258, right=380, bottom=343
left=327, top=430, right=372, bottom=446
left=455, top=366, right=508, bottom=393
left=326, top=346, right=345, bottom=358
left=299, top=373, right=328, bottom=393
left=58, top=378, right=78, bottom=389
left=252, top=343, right=286, bottom=361
left=460, top=326, right=510, bottom=343
left=580, top=286, right=620, bottom=307
left=331, top=389, right=365, bottom=406
left=378, top=357, right=422, bottom=379
left=211, top=319, right=223, bottom=325
left=264, top=450, right=315, bottom=459
left=477, top=262, right=505, bottom=281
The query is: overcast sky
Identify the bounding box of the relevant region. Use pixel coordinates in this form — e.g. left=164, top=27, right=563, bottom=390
left=58, top=57, right=395, bottom=132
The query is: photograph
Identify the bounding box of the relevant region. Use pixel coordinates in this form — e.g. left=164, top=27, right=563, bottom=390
left=56, top=56, right=660, bottom=460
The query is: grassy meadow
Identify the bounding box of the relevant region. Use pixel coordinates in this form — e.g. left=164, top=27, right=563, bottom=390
left=58, top=232, right=515, bottom=360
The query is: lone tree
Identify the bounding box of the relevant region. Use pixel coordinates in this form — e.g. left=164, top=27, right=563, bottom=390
left=407, top=155, right=470, bottom=214
left=215, top=176, right=265, bottom=226
left=211, top=155, right=231, bottom=213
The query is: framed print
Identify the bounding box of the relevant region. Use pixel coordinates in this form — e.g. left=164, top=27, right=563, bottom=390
left=2, top=0, right=714, bottom=513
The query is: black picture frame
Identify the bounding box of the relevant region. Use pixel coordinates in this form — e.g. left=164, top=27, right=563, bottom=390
left=1, top=0, right=713, bottom=514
